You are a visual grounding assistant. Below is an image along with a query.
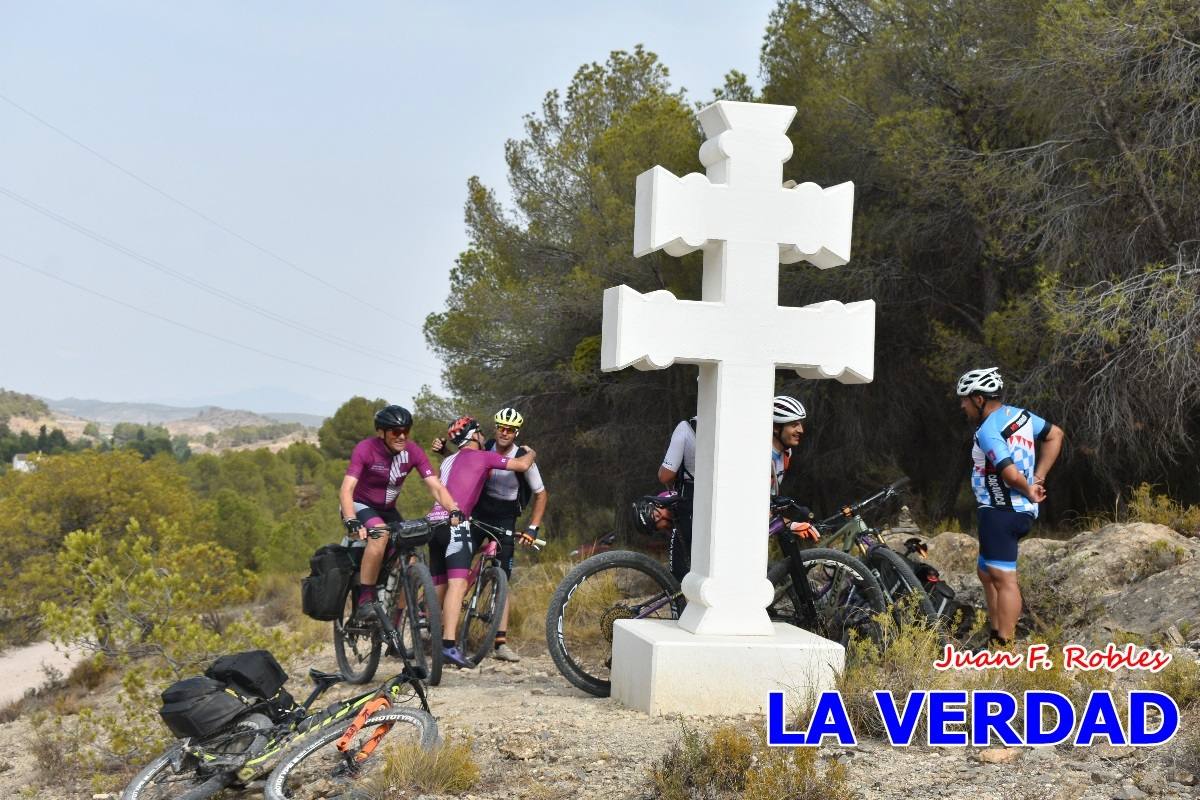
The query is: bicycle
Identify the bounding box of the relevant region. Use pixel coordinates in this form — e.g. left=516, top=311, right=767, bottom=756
left=334, top=518, right=444, bottom=686
left=123, top=657, right=436, bottom=800
left=453, top=518, right=544, bottom=667
left=812, top=478, right=937, bottom=625
left=544, top=495, right=885, bottom=698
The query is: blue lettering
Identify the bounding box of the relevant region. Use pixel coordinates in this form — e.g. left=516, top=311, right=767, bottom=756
left=971, top=691, right=1021, bottom=746
left=1075, top=691, right=1127, bottom=746
left=1024, top=691, right=1075, bottom=746
left=874, top=691, right=925, bottom=746
left=767, top=691, right=856, bottom=746
left=1129, top=691, right=1179, bottom=746
left=927, top=691, right=968, bottom=746
left=766, top=692, right=805, bottom=746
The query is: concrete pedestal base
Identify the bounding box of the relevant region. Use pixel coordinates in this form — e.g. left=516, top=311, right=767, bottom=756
left=610, top=619, right=844, bottom=716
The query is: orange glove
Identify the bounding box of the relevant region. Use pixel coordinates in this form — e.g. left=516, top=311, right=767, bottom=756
left=788, top=521, right=820, bottom=541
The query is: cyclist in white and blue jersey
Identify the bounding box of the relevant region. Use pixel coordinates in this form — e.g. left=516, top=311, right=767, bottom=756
left=957, top=367, right=1064, bottom=645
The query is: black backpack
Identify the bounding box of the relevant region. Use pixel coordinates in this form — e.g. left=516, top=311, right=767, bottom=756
left=301, top=543, right=356, bottom=621
left=159, top=675, right=248, bottom=739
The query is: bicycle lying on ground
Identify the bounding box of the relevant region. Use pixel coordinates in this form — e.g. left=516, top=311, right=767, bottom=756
left=544, top=494, right=884, bottom=697
left=453, top=518, right=544, bottom=667
left=334, top=518, right=444, bottom=685
left=123, top=655, right=436, bottom=800
left=813, top=478, right=938, bottom=624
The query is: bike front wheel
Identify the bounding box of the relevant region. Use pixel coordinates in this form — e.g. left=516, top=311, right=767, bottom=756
left=263, top=708, right=439, bottom=800
left=401, top=561, right=443, bottom=685
left=867, top=546, right=937, bottom=625
left=545, top=550, right=682, bottom=698
left=334, top=589, right=382, bottom=684
left=458, top=565, right=508, bottom=665
left=767, top=548, right=887, bottom=648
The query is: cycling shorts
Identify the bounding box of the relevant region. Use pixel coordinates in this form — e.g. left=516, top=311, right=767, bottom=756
left=474, top=512, right=518, bottom=578
left=351, top=502, right=402, bottom=530
left=428, top=520, right=485, bottom=584
left=976, top=506, right=1034, bottom=572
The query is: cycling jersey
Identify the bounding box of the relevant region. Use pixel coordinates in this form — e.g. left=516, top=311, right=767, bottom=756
left=770, top=447, right=791, bottom=496
left=476, top=440, right=545, bottom=518
left=428, top=448, right=510, bottom=521
left=345, top=438, right=434, bottom=509
left=661, top=418, right=696, bottom=484
left=970, top=404, right=1050, bottom=517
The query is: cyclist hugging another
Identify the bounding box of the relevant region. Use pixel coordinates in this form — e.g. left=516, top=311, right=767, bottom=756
left=338, top=405, right=461, bottom=621
left=427, top=415, right=537, bottom=668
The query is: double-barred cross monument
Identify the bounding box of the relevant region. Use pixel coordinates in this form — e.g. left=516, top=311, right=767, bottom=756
left=601, top=101, right=875, bottom=714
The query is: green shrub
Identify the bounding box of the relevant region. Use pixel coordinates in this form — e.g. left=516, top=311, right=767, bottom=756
left=1128, top=483, right=1200, bottom=536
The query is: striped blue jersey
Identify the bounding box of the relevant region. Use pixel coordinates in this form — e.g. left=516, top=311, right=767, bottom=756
left=971, top=405, right=1049, bottom=517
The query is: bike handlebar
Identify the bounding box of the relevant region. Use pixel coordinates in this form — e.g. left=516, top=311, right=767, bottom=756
left=815, top=477, right=911, bottom=528
left=462, top=517, right=545, bottom=550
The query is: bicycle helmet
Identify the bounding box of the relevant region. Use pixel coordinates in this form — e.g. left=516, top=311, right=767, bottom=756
left=374, top=405, right=413, bottom=430
left=772, top=395, right=807, bottom=424
left=631, top=491, right=678, bottom=536
left=494, top=407, right=524, bottom=429
left=956, top=367, right=1003, bottom=398
left=447, top=415, right=481, bottom=447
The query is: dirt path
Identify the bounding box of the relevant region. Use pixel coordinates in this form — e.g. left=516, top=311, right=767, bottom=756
left=0, top=643, right=1194, bottom=798
left=0, top=641, right=84, bottom=707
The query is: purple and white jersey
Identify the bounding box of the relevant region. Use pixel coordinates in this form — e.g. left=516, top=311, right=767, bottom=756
left=428, top=448, right=510, bottom=520
left=346, top=437, right=434, bottom=509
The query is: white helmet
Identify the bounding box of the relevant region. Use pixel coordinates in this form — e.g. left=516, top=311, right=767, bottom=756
left=956, top=367, right=1003, bottom=397
left=772, top=395, right=807, bottom=424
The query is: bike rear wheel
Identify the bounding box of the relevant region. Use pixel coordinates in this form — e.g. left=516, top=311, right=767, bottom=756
left=263, top=708, right=438, bottom=800
left=334, top=589, right=382, bottom=684
left=401, top=561, right=443, bottom=685
left=545, top=550, right=682, bottom=698
left=458, top=565, right=508, bottom=665
left=867, top=546, right=937, bottom=625
left=121, top=713, right=272, bottom=800
left=767, top=548, right=887, bottom=648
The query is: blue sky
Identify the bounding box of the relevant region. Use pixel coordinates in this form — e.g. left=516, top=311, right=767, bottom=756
left=0, top=1, right=777, bottom=415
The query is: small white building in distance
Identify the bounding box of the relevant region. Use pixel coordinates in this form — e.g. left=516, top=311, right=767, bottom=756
left=12, top=454, right=33, bottom=472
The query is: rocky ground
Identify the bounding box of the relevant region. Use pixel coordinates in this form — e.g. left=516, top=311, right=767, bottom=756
left=1, top=521, right=1197, bottom=799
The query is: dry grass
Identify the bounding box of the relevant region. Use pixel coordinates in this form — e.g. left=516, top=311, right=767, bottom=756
left=1128, top=483, right=1200, bottom=536
left=1147, top=656, right=1200, bottom=710
left=649, top=723, right=853, bottom=800
left=361, top=736, right=480, bottom=797
left=507, top=559, right=573, bottom=647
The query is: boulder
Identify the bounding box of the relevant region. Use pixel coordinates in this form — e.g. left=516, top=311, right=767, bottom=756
left=1085, top=556, right=1200, bottom=639
left=925, top=531, right=978, bottom=573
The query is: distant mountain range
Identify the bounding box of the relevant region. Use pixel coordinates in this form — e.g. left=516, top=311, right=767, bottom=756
left=45, top=397, right=326, bottom=429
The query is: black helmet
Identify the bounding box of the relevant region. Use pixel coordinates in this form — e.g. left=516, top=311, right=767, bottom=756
left=631, top=492, right=679, bottom=536
left=374, top=405, right=413, bottom=430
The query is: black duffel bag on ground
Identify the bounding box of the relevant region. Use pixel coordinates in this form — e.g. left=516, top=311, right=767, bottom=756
left=159, top=675, right=248, bottom=739
left=205, top=650, right=288, bottom=700
left=301, top=543, right=356, bottom=621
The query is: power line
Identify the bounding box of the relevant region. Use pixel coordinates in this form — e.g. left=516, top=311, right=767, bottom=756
left=0, top=184, right=440, bottom=378
left=0, top=251, right=417, bottom=395
left=0, top=90, right=418, bottom=326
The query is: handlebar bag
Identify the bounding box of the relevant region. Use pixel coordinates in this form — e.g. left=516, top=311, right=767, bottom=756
left=159, top=676, right=247, bottom=739
left=392, top=518, right=433, bottom=547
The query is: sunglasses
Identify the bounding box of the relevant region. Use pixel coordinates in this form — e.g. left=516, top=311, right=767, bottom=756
left=385, top=427, right=410, bottom=437
left=495, top=425, right=519, bottom=435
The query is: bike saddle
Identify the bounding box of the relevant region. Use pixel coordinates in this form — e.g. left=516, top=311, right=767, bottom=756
left=307, top=668, right=346, bottom=690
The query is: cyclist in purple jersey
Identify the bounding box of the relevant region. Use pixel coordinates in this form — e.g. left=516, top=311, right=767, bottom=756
left=338, top=405, right=460, bottom=610
left=428, top=415, right=536, bottom=667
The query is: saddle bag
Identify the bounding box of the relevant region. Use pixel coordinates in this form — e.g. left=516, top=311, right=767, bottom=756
left=301, top=543, right=356, bottom=621
left=159, top=676, right=247, bottom=739
left=205, top=650, right=288, bottom=700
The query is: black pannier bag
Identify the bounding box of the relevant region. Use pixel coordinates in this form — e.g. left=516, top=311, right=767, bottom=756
left=205, top=650, right=288, bottom=700
left=301, top=543, right=356, bottom=621
left=159, top=675, right=247, bottom=739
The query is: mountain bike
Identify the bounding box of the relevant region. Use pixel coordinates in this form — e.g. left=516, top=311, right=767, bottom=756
left=122, top=657, right=435, bottom=800
left=813, top=478, right=937, bottom=625
left=334, top=518, right=443, bottom=686
left=455, top=518, right=544, bottom=666
left=545, top=496, right=885, bottom=698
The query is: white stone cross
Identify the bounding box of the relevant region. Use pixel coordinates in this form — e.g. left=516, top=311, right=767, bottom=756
left=601, top=101, right=875, bottom=636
